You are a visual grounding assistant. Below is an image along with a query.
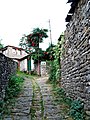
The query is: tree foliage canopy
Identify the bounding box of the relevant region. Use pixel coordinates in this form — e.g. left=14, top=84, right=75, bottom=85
left=19, top=27, right=49, bottom=63
left=19, top=28, right=48, bottom=53
left=45, top=44, right=56, bottom=60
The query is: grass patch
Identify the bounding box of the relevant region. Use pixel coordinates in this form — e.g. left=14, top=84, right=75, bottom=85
left=5, top=75, right=24, bottom=101
left=0, top=74, right=24, bottom=119
left=17, top=70, right=38, bottom=78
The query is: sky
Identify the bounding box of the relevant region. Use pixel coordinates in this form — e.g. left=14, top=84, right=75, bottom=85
left=0, top=0, right=70, bottom=50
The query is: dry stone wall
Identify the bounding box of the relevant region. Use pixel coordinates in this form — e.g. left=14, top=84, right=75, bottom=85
left=61, top=0, right=90, bottom=112
left=0, top=53, right=17, bottom=101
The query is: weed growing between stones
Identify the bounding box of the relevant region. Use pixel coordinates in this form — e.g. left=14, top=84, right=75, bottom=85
left=35, top=81, right=44, bottom=118
left=51, top=86, right=85, bottom=120
left=40, top=95, right=44, bottom=118
left=30, top=80, right=36, bottom=120
left=0, top=75, right=24, bottom=119
left=30, top=79, right=44, bottom=120
left=69, top=99, right=85, bottom=120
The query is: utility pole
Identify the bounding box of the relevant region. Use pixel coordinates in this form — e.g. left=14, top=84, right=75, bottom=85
left=49, top=19, right=53, bottom=60
left=49, top=19, right=52, bottom=45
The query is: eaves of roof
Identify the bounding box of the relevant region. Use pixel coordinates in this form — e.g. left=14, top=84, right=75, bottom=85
left=0, top=45, right=29, bottom=54
left=13, top=54, right=31, bottom=61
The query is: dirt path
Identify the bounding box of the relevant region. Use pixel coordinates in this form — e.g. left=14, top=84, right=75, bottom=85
left=3, top=76, right=64, bottom=120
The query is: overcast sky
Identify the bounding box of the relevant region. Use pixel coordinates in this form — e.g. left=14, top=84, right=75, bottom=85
left=0, top=0, right=70, bottom=50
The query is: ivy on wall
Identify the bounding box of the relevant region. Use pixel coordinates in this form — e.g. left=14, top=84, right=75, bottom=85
left=48, top=33, right=64, bottom=84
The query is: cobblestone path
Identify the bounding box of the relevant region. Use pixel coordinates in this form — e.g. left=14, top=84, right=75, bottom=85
left=3, top=76, right=64, bottom=120
left=4, top=77, right=33, bottom=120
left=35, top=77, right=63, bottom=120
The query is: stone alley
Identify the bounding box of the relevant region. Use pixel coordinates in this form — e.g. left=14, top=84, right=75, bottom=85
left=3, top=76, right=68, bottom=120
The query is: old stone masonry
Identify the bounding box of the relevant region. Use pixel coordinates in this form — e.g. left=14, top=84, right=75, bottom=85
left=3, top=77, right=64, bottom=120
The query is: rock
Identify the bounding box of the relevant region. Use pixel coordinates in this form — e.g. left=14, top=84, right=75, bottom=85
left=86, top=111, right=90, bottom=116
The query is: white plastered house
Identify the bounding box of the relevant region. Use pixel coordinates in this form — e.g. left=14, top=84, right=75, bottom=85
left=0, top=45, right=30, bottom=71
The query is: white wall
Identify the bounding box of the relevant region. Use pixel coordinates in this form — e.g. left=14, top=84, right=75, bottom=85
left=25, top=59, right=27, bottom=71
left=31, top=57, right=34, bottom=70
left=20, top=60, right=25, bottom=71
left=20, top=59, right=27, bottom=71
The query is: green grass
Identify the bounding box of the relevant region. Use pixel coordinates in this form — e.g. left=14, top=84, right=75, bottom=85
left=30, top=78, right=45, bottom=120
left=0, top=74, right=24, bottom=119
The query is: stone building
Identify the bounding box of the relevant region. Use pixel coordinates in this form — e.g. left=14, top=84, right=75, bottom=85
left=61, top=0, right=90, bottom=114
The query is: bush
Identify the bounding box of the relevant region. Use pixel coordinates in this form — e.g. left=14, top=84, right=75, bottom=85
left=0, top=75, right=24, bottom=118
left=4, top=75, right=24, bottom=101
left=52, top=87, right=84, bottom=120
left=49, top=61, right=56, bottom=82
left=53, top=87, right=66, bottom=96
left=69, top=99, right=85, bottom=120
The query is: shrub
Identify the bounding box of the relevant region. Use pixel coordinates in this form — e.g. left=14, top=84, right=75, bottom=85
left=4, top=75, right=24, bottom=101
left=52, top=87, right=84, bottom=120
left=49, top=61, right=56, bottom=82
left=69, top=99, right=85, bottom=120
left=53, top=87, right=66, bottom=96
left=0, top=75, right=24, bottom=118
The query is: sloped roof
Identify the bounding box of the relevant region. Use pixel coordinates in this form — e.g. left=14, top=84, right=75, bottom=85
left=14, top=54, right=30, bottom=61
left=0, top=45, right=29, bottom=53
left=0, top=45, right=30, bottom=60
left=6, top=45, right=25, bottom=51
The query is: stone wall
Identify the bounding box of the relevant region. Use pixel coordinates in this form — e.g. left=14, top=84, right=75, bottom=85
left=0, top=53, right=17, bottom=101
left=61, top=0, right=90, bottom=111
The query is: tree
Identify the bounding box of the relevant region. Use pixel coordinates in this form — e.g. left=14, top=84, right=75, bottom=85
left=19, top=28, right=48, bottom=75
left=31, top=48, right=45, bottom=63
left=45, top=44, right=56, bottom=60
left=19, top=28, right=48, bottom=53
left=19, top=28, right=48, bottom=63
